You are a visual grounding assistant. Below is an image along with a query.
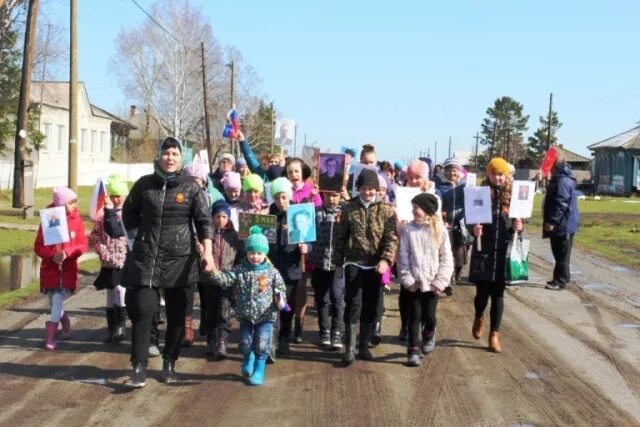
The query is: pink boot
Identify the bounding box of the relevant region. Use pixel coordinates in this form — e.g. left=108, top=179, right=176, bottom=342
left=45, top=321, right=58, bottom=351
left=59, top=314, right=71, bottom=339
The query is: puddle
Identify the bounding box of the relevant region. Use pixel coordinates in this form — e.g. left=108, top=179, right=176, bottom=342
left=610, top=265, right=630, bottom=274
left=581, top=283, right=617, bottom=295
left=73, top=378, right=107, bottom=385
left=616, top=323, right=640, bottom=329
left=525, top=371, right=541, bottom=380
left=0, top=254, right=40, bottom=295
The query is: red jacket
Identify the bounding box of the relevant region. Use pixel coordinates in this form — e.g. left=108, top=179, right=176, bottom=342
left=34, top=206, right=88, bottom=292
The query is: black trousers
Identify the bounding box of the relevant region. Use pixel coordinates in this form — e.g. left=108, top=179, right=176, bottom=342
left=278, top=280, right=298, bottom=340
left=405, top=290, right=438, bottom=349
left=398, top=286, right=409, bottom=329
left=208, top=286, right=232, bottom=337
left=343, top=266, right=381, bottom=325
left=184, top=283, right=195, bottom=317
left=311, top=269, right=345, bottom=335
left=550, top=234, right=574, bottom=286
left=126, top=286, right=187, bottom=365
left=474, top=281, right=505, bottom=332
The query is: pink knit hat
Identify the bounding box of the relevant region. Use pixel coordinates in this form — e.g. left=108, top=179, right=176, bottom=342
left=184, top=162, right=208, bottom=182
left=377, top=173, right=388, bottom=189
left=407, top=160, right=430, bottom=181
left=222, top=171, right=242, bottom=190
left=53, top=187, right=77, bottom=207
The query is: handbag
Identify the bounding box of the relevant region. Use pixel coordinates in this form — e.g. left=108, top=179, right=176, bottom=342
left=505, top=233, right=529, bottom=284
left=452, top=218, right=474, bottom=246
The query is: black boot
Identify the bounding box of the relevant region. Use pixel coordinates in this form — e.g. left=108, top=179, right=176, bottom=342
left=370, top=322, right=382, bottom=346
left=112, top=306, right=126, bottom=344
left=160, top=358, right=177, bottom=384
left=342, top=324, right=357, bottom=366
left=358, top=322, right=374, bottom=361
left=454, top=266, right=462, bottom=284
left=292, top=317, right=303, bottom=344
left=103, top=308, right=115, bottom=343
left=124, top=362, right=146, bottom=388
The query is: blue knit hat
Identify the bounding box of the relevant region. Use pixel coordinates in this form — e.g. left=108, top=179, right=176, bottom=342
left=270, top=177, right=292, bottom=199
left=211, top=200, right=231, bottom=218
left=246, top=225, right=269, bottom=254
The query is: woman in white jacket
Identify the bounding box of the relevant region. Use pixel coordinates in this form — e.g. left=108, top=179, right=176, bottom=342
left=397, top=192, right=454, bottom=367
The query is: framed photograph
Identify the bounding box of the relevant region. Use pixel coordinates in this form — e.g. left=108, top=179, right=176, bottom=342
left=39, top=206, right=70, bottom=246
left=318, top=153, right=346, bottom=193
left=464, top=186, right=492, bottom=224
left=274, top=119, right=296, bottom=148
left=238, top=213, right=277, bottom=243
left=394, top=187, right=422, bottom=222
left=286, top=203, right=316, bottom=244
left=509, top=181, right=536, bottom=219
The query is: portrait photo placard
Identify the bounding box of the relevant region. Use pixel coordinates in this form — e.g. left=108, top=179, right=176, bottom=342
left=286, top=203, right=316, bottom=244
left=464, top=186, right=492, bottom=224
left=39, top=206, right=70, bottom=246
left=318, top=153, right=346, bottom=193
left=509, top=181, right=536, bottom=219
left=238, top=213, right=277, bottom=243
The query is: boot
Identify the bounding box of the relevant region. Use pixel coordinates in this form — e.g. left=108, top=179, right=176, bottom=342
left=454, top=267, right=462, bottom=284
left=472, top=315, right=484, bottom=340
left=318, top=330, right=331, bottom=347
left=407, top=347, right=421, bottom=367
left=421, top=328, right=436, bottom=354
left=370, top=322, right=382, bottom=346
left=59, top=313, right=71, bottom=339
left=241, top=352, right=255, bottom=377
left=249, top=358, right=267, bottom=386
left=358, top=322, right=374, bottom=361
left=103, top=308, right=115, bottom=343
left=342, top=324, right=357, bottom=366
left=45, top=321, right=58, bottom=351
left=181, top=316, right=194, bottom=347
left=216, top=330, right=228, bottom=360
left=205, top=331, right=217, bottom=356
left=160, top=358, right=177, bottom=383
left=292, top=317, right=303, bottom=344
left=489, top=331, right=501, bottom=353
left=112, top=307, right=126, bottom=343
left=124, top=362, right=146, bottom=388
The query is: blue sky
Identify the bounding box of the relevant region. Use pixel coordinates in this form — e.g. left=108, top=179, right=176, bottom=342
left=41, top=0, right=640, bottom=163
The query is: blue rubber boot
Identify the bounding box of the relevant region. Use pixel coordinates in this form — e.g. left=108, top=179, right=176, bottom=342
left=249, top=358, right=267, bottom=386
left=241, top=352, right=255, bottom=378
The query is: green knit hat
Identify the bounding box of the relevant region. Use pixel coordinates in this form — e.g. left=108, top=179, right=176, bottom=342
left=242, top=174, right=264, bottom=193
left=270, top=177, right=292, bottom=199
left=245, top=225, right=269, bottom=254
left=106, top=174, right=129, bottom=196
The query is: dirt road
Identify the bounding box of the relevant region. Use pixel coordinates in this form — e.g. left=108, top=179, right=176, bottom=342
left=1, top=233, right=639, bottom=427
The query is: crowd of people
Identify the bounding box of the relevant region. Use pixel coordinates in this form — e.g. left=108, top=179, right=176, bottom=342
left=33, top=132, right=580, bottom=388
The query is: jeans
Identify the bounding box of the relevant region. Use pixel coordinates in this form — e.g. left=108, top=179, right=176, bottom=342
left=239, top=320, right=273, bottom=360
left=550, top=234, right=574, bottom=286
left=405, top=290, right=438, bottom=349
left=311, top=270, right=345, bottom=335
left=343, top=266, right=381, bottom=325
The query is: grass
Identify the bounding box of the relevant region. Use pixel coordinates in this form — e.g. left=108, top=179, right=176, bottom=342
left=0, top=229, right=37, bottom=255
left=530, top=194, right=640, bottom=270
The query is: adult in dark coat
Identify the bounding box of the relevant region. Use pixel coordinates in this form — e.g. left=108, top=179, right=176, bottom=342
left=122, top=137, right=214, bottom=388
left=543, top=160, right=580, bottom=290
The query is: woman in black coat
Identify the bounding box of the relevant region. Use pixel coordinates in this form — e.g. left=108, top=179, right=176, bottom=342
left=122, top=137, right=214, bottom=388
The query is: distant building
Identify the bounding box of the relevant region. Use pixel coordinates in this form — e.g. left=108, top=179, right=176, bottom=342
left=587, top=126, right=640, bottom=195
left=452, top=150, right=473, bottom=166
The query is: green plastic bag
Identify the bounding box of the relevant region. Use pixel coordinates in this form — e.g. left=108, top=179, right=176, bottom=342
left=506, top=236, right=529, bottom=284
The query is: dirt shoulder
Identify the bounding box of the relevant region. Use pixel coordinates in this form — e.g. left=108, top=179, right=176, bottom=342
left=0, top=232, right=639, bottom=426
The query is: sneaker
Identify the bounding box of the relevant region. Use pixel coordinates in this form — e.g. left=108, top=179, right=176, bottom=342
left=148, top=345, right=161, bottom=357
left=407, top=349, right=421, bottom=367
left=545, top=282, right=565, bottom=291
left=318, top=331, right=331, bottom=347
left=421, top=329, right=436, bottom=354
left=330, top=333, right=343, bottom=350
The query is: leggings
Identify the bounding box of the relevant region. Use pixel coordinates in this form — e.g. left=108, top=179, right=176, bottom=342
left=48, top=289, right=69, bottom=322
left=474, top=281, right=506, bottom=332
left=106, top=285, right=126, bottom=308
left=405, top=290, right=438, bottom=349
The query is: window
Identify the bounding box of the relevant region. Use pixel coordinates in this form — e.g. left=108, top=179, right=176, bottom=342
left=80, top=128, right=87, bottom=153
left=100, top=131, right=106, bottom=153
left=57, top=125, right=64, bottom=152
left=91, top=130, right=97, bottom=153
left=42, top=123, right=51, bottom=152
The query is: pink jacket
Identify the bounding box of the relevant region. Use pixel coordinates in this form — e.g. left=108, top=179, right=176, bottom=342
left=292, top=181, right=322, bottom=207
left=396, top=221, right=453, bottom=294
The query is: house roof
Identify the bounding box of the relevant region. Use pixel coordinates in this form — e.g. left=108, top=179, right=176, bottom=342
left=587, top=126, right=640, bottom=150
left=555, top=145, right=591, bottom=163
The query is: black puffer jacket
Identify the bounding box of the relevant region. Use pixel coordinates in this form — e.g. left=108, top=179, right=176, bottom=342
left=122, top=172, right=213, bottom=289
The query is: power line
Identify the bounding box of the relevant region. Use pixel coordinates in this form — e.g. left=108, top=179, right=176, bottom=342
left=128, top=0, right=188, bottom=49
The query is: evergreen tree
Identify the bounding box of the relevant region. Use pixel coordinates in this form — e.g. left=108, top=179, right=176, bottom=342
left=527, top=111, right=562, bottom=164
left=480, top=96, right=529, bottom=163
left=0, top=5, right=22, bottom=155
left=241, top=101, right=279, bottom=156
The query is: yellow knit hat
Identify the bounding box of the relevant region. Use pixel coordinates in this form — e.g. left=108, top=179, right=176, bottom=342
left=486, top=157, right=511, bottom=176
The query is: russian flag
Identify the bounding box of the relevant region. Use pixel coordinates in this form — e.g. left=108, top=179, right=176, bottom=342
left=540, top=146, right=558, bottom=178
left=222, top=108, right=240, bottom=139
left=89, top=178, right=108, bottom=220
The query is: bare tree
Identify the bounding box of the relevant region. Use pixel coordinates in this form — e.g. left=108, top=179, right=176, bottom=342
left=32, top=19, right=67, bottom=81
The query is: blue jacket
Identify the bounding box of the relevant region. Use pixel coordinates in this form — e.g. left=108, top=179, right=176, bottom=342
left=239, top=140, right=268, bottom=181
left=543, top=163, right=580, bottom=238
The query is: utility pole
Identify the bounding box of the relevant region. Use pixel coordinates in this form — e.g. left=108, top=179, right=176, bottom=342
left=68, top=0, right=78, bottom=191
left=473, top=132, right=481, bottom=171
left=546, top=92, right=553, bottom=150
left=270, top=102, right=275, bottom=153
left=448, top=136, right=451, bottom=158
left=434, top=141, right=438, bottom=165
left=200, top=42, right=212, bottom=165
left=489, top=121, right=498, bottom=159
left=505, top=128, right=511, bottom=163
left=12, top=0, right=39, bottom=211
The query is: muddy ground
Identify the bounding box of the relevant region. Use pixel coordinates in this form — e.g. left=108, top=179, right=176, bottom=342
left=1, top=233, right=639, bottom=427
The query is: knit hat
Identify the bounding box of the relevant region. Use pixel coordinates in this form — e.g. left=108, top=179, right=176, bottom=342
left=377, top=174, right=388, bottom=189
left=245, top=225, right=269, bottom=254
left=407, top=160, right=430, bottom=181
left=356, top=168, right=380, bottom=190
left=242, top=174, right=264, bottom=193
left=219, top=153, right=235, bottom=165
left=236, top=157, right=247, bottom=167
left=393, top=161, right=404, bottom=170
left=266, top=165, right=284, bottom=181
left=486, top=157, right=511, bottom=176
left=211, top=200, right=231, bottom=218
left=270, top=177, right=293, bottom=199
left=159, top=136, right=183, bottom=153
left=222, top=171, right=242, bottom=190
left=412, top=193, right=439, bottom=216
left=184, top=162, right=208, bottom=182
left=53, top=187, right=77, bottom=207
left=106, top=174, right=129, bottom=196
left=443, top=157, right=463, bottom=170
left=344, top=148, right=356, bottom=158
